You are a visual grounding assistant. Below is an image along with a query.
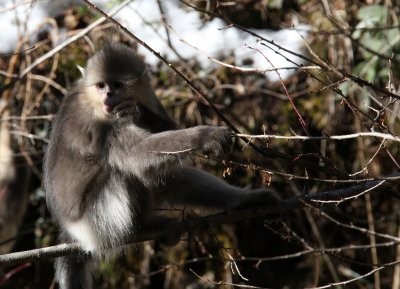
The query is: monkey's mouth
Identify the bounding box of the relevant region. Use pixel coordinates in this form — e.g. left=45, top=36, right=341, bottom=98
left=104, top=98, right=118, bottom=114
left=103, top=104, right=114, bottom=114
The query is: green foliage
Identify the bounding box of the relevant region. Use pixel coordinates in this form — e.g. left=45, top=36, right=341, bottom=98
left=353, top=4, right=400, bottom=83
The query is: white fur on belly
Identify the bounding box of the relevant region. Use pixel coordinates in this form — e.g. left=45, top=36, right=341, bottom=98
left=67, top=217, right=100, bottom=252
left=67, top=183, right=134, bottom=252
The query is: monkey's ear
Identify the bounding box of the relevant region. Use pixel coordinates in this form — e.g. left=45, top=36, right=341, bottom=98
left=77, top=65, right=85, bottom=76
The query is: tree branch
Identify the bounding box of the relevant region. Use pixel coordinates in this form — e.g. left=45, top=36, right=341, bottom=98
left=235, top=132, right=400, bottom=143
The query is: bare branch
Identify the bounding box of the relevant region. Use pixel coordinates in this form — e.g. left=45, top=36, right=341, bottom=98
left=235, top=132, right=400, bottom=142
left=18, top=0, right=133, bottom=78
left=307, top=259, right=400, bottom=289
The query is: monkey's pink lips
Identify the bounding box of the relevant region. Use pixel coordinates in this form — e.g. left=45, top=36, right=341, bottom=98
left=103, top=104, right=114, bottom=113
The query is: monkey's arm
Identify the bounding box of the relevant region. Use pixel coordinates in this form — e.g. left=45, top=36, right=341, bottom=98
left=108, top=125, right=230, bottom=178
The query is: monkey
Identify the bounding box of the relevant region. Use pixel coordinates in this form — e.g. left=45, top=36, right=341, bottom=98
left=44, top=42, right=278, bottom=289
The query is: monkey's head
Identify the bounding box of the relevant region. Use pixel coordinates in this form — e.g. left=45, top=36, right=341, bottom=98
left=81, top=42, right=165, bottom=120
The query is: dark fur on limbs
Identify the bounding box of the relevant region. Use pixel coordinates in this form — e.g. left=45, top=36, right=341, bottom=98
left=44, top=42, right=278, bottom=289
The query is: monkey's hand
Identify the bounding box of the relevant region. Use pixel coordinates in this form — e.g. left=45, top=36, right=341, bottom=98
left=113, top=100, right=141, bottom=122
left=198, top=126, right=232, bottom=158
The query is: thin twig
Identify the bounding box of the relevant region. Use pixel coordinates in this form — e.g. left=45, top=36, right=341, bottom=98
left=18, top=0, right=133, bottom=78
left=306, top=259, right=400, bottom=289
left=234, top=132, right=400, bottom=142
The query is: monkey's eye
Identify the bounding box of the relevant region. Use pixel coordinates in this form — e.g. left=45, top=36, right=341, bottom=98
left=96, top=82, right=106, bottom=90
left=113, top=81, right=124, bottom=89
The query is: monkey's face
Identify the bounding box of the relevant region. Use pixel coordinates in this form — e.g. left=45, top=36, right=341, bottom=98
left=83, top=73, right=141, bottom=120
left=82, top=43, right=168, bottom=121
left=94, top=79, right=129, bottom=115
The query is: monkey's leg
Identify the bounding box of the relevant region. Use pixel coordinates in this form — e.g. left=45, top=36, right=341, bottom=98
left=139, top=216, right=182, bottom=246
left=155, top=167, right=279, bottom=210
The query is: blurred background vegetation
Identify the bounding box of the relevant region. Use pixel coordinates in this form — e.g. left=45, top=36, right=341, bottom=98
left=1, top=0, right=400, bottom=288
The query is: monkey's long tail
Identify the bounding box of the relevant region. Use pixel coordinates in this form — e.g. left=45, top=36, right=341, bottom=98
left=54, top=233, right=93, bottom=289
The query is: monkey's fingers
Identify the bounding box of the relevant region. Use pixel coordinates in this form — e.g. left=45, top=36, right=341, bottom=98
left=201, top=127, right=231, bottom=158
left=114, top=101, right=140, bottom=119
